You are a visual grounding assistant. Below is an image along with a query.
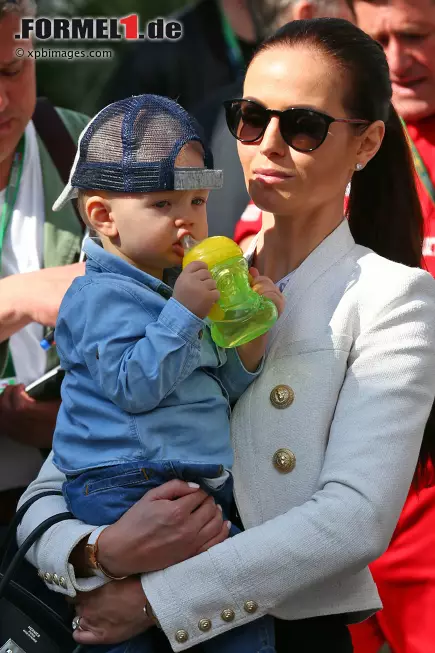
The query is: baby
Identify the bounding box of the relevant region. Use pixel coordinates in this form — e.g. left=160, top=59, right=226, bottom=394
left=51, top=95, right=282, bottom=653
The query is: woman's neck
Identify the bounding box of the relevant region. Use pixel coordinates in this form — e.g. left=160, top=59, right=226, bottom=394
left=254, top=201, right=344, bottom=283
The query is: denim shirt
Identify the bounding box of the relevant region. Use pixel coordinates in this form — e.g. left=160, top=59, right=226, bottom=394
left=52, top=240, right=261, bottom=475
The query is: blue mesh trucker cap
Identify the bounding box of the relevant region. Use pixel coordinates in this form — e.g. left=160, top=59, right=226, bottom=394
left=52, top=94, right=223, bottom=211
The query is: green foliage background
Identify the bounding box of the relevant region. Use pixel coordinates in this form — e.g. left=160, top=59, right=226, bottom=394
left=36, top=0, right=189, bottom=116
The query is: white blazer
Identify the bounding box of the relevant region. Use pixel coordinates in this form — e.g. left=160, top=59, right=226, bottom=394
left=18, top=220, right=435, bottom=652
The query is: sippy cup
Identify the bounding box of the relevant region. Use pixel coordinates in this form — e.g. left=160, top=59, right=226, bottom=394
left=182, top=235, right=278, bottom=348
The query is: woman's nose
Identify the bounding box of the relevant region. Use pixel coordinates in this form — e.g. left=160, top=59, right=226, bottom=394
left=259, top=116, right=287, bottom=158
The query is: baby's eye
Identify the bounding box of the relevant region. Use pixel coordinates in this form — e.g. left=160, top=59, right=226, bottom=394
left=154, top=200, right=170, bottom=209
left=192, top=197, right=206, bottom=206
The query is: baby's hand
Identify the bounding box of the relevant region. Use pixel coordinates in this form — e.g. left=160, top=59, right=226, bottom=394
left=249, top=268, right=285, bottom=316
left=173, top=261, right=220, bottom=319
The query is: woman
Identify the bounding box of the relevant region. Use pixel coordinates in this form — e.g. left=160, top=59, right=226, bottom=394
left=16, top=18, right=435, bottom=653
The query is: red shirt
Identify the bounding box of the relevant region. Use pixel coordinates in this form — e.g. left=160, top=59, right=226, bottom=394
left=234, top=118, right=435, bottom=652
left=409, top=117, right=435, bottom=275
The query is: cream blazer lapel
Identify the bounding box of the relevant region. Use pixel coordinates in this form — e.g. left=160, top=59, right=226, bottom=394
left=267, top=220, right=355, bottom=354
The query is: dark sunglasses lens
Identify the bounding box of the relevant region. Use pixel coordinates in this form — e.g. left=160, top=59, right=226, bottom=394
left=226, top=101, right=268, bottom=142
left=281, top=110, right=329, bottom=151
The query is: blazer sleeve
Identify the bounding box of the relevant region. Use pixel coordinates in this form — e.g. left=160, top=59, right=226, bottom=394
left=141, top=270, right=435, bottom=651
left=16, top=452, right=107, bottom=597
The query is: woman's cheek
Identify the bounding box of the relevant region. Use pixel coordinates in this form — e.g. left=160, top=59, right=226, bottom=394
left=237, top=142, right=254, bottom=179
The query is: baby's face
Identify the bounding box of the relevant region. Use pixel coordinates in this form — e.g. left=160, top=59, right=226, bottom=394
left=109, top=185, right=209, bottom=275
left=88, top=143, right=211, bottom=277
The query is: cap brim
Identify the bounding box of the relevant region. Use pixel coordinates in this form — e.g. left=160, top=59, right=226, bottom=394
left=52, top=169, right=223, bottom=212
left=174, top=168, right=223, bottom=190
left=52, top=184, right=79, bottom=212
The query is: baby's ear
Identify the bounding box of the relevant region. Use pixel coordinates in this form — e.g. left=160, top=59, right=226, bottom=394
left=85, top=196, right=118, bottom=237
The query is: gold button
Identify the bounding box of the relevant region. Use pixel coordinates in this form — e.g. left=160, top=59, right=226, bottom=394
left=244, top=600, right=258, bottom=614
left=59, top=576, right=67, bottom=588
left=175, top=629, right=189, bottom=643
left=220, top=608, right=235, bottom=622
left=270, top=384, right=294, bottom=408
left=52, top=574, right=59, bottom=585
left=198, top=618, right=212, bottom=632
left=273, top=448, right=296, bottom=473
left=44, top=572, right=52, bottom=583
left=37, top=569, right=44, bottom=579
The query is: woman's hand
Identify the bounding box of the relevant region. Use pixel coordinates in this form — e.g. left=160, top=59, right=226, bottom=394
left=96, top=480, right=230, bottom=578
left=72, top=577, right=150, bottom=646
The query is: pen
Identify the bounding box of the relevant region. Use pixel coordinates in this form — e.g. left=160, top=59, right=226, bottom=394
left=40, top=329, right=55, bottom=351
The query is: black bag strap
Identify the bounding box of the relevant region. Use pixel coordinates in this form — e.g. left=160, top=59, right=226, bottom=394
left=0, top=490, right=65, bottom=574
left=0, top=511, right=74, bottom=600
left=32, top=97, right=85, bottom=233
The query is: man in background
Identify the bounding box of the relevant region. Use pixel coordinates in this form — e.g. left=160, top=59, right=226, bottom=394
left=99, top=0, right=260, bottom=113
left=0, top=0, right=87, bottom=528
left=348, top=3, right=435, bottom=652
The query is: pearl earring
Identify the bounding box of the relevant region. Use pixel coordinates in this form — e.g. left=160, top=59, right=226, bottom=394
left=355, top=163, right=364, bottom=171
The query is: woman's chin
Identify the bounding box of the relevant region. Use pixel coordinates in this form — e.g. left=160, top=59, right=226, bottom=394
left=248, top=185, right=295, bottom=214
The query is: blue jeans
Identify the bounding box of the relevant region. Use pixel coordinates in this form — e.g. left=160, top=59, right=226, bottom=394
left=65, top=460, right=276, bottom=653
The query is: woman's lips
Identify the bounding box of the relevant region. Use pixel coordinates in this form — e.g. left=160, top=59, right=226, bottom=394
left=253, top=169, right=294, bottom=185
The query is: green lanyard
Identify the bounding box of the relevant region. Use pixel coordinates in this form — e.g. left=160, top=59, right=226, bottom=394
left=0, top=135, right=25, bottom=268
left=0, top=135, right=25, bottom=383
left=218, top=3, right=245, bottom=73
left=401, top=118, right=435, bottom=206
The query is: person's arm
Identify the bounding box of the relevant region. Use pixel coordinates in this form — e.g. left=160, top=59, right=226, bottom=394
left=0, top=263, right=85, bottom=342
left=216, top=274, right=285, bottom=398
left=16, top=452, right=103, bottom=597
left=59, top=283, right=205, bottom=415
left=17, top=453, right=229, bottom=598
left=137, top=270, right=435, bottom=651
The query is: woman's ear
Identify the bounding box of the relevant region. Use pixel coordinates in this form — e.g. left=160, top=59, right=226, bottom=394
left=85, top=196, right=118, bottom=238
left=355, top=120, right=385, bottom=168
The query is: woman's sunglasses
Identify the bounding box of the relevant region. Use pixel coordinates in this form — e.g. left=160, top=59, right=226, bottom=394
left=223, top=99, right=370, bottom=153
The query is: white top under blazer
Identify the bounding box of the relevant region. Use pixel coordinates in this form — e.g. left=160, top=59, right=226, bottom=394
left=18, top=220, right=435, bottom=651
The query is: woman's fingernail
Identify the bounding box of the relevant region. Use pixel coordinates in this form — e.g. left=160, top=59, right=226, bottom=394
left=217, top=504, right=223, bottom=511
left=187, top=482, right=200, bottom=488
left=226, top=521, right=232, bottom=529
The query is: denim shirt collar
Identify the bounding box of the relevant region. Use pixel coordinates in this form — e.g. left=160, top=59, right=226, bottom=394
left=84, top=238, right=172, bottom=298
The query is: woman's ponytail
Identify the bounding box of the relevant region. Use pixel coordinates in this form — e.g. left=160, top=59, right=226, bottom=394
left=347, top=103, right=424, bottom=268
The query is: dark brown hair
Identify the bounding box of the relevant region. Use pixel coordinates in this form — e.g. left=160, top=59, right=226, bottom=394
left=253, top=18, right=434, bottom=485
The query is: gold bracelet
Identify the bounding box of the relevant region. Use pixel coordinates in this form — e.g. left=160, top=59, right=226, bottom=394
left=85, top=527, right=128, bottom=581
left=144, top=596, right=162, bottom=629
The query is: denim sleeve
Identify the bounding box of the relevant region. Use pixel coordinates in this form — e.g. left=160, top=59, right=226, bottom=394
left=214, top=347, right=264, bottom=404
left=59, top=282, right=205, bottom=413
